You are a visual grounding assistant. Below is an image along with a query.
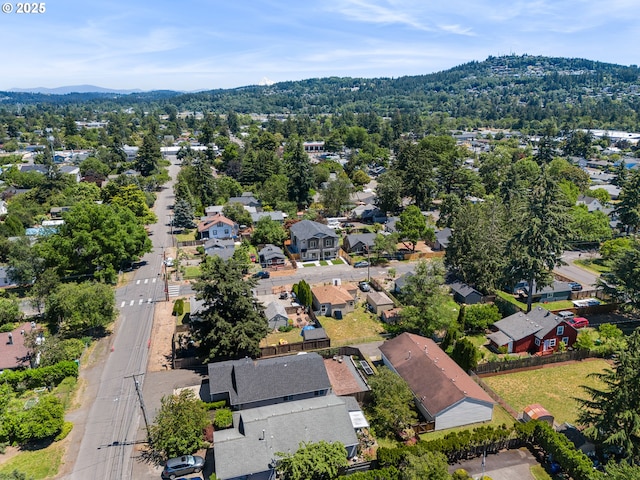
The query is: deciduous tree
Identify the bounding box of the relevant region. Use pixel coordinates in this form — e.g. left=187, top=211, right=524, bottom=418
left=396, top=205, right=432, bottom=252
left=277, top=441, right=348, bottom=480
left=367, top=367, right=418, bottom=438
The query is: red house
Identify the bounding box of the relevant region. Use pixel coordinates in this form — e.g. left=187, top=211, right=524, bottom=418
left=487, top=307, right=579, bottom=354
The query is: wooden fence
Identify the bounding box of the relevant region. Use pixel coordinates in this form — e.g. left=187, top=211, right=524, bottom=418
left=469, top=371, right=520, bottom=418
left=177, top=239, right=207, bottom=248
left=259, top=338, right=331, bottom=357
left=473, top=348, right=594, bottom=375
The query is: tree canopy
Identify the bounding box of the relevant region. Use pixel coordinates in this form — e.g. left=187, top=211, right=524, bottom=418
left=277, top=441, right=348, bottom=480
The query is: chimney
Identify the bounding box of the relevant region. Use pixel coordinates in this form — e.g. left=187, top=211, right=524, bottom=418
left=7, top=332, right=13, bottom=345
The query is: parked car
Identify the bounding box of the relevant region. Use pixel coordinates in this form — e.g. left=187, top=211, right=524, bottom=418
left=557, top=311, right=575, bottom=320
left=161, top=455, right=205, bottom=479
left=353, top=261, right=369, bottom=268
left=568, top=317, right=589, bottom=329
left=253, top=271, right=270, bottom=279
left=569, top=281, right=583, bottom=291
left=359, top=281, right=371, bottom=292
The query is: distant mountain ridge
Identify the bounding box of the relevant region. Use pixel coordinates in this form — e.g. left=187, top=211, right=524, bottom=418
left=9, top=85, right=143, bottom=95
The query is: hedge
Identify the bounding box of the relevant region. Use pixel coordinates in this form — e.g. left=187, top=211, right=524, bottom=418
left=54, top=421, right=74, bottom=441
left=0, top=361, right=79, bottom=391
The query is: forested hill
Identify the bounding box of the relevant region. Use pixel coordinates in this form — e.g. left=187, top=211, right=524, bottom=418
left=3, top=55, right=640, bottom=131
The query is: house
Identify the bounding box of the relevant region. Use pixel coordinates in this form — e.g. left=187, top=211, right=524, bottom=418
left=434, top=228, right=452, bottom=251
left=213, top=395, right=358, bottom=480
left=516, top=280, right=573, bottom=303
left=384, top=216, right=400, bottom=234
left=204, top=205, right=225, bottom=216
left=289, top=220, right=339, bottom=261
left=0, top=322, right=37, bottom=371
left=303, top=141, right=325, bottom=153
left=207, top=353, right=331, bottom=410
left=361, top=206, right=387, bottom=224
left=379, top=333, right=494, bottom=431
left=264, top=301, right=289, bottom=331
left=258, top=244, right=287, bottom=268
left=576, top=195, right=605, bottom=212
left=342, top=233, right=376, bottom=254
left=366, top=291, right=395, bottom=316
left=447, top=279, right=483, bottom=305
left=49, top=206, right=72, bottom=218
left=487, top=307, right=579, bottom=354
left=381, top=307, right=402, bottom=324
left=228, top=192, right=261, bottom=209
left=204, top=238, right=236, bottom=261
left=250, top=211, right=286, bottom=224
left=311, top=284, right=356, bottom=317
left=197, top=213, right=239, bottom=240
left=59, top=165, right=81, bottom=182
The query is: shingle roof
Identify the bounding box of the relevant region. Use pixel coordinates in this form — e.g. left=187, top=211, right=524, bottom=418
left=491, top=306, right=566, bottom=342
left=197, top=213, right=235, bottom=233
left=345, top=233, right=376, bottom=249
left=311, top=285, right=354, bottom=306
left=207, top=353, right=331, bottom=407
left=258, top=244, right=285, bottom=261
left=366, top=291, right=394, bottom=307
left=379, top=333, right=493, bottom=417
left=448, top=280, right=482, bottom=299
left=289, top=220, right=338, bottom=240
left=213, top=395, right=357, bottom=480
left=264, top=301, right=287, bottom=321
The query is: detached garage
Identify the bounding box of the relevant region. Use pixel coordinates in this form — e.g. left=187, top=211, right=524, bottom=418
left=379, top=333, right=494, bottom=431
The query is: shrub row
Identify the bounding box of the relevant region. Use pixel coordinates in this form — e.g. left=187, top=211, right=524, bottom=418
left=203, top=400, right=227, bottom=410
left=0, top=361, right=79, bottom=391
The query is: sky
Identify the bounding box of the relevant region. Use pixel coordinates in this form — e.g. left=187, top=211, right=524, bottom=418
left=1, top=0, right=639, bottom=92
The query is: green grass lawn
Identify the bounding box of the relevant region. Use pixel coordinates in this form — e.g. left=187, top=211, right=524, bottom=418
left=319, top=304, right=386, bottom=346
left=494, top=291, right=578, bottom=312
left=575, top=259, right=610, bottom=275
left=183, top=265, right=201, bottom=279
left=331, top=258, right=345, bottom=265
left=530, top=464, right=553, bottom=480
left=0, top=442, right=66, bottom=479
left=482, top=359, right=610, bottom=424
left=420, top=405, right=516, bottom=441
left=261, top=328, right=305, bottom=347
left=175, top=229, right=196, bottom=243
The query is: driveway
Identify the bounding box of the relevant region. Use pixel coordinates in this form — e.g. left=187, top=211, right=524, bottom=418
left=448, top=448, right=539, bottom=480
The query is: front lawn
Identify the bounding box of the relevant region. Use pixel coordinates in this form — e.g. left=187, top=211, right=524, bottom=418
left=175, top=229, right=197, bottom=243
left=0, top=442, right=66, bottom=479
left=182, top=265, right=201, bottom=279
left=318, top=304, right=386, bottom=346
left=482, top=359, right=609, bottom=424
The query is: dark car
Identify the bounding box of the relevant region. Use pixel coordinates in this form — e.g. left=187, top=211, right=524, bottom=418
left=161, top=455, right=205, bottom=479
left=358, top=281, right=371, bottom=292
left=253, top=271, right=270, bottom=279
left=353, top=261, right=369, bottom=268
left=569, top=281, right=583, bottom=291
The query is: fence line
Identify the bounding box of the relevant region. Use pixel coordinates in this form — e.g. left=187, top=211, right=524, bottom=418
left=474, top=349, right=594, bottom=375
left=469, top=371, right=520, bottom=418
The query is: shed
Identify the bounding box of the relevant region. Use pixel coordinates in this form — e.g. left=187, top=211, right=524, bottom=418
left=302, top=327, right=328, bottom=341
left=264, top=301, right=289, bottom=330
left=366, top=291, right=395, bottom=316
left=522, top=403, right=554, bottom=426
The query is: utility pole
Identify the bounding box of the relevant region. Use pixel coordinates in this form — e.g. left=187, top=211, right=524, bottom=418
left=127, top=373, right=151, bottom=444
left=163, top=248, right=169, bottom=302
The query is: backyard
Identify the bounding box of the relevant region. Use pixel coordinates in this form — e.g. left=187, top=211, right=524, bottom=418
left=318, top=303, right=387, bottom=346
left=482, top=359, right=610, bottom=425
left=420, top=404, right=516, bottom=441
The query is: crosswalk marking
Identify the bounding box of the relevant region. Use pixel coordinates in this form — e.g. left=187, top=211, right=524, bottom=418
left=168, top=285, right=181, bottom=298
left=152, top=278, right=156, bottom=283
left=138, top=299, right=143, bottom=305
left=147, top=298, right=152, bottom=304
left=136, top=280, right=140, bottom=285
left=129, top=300, right=134, bottom=306
left=144, top=279, right=148, bottom=284
left=120, top=301, right=125, bottom=308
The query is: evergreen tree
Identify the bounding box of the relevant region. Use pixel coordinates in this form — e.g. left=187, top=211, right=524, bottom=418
left=172, top=198, right=195, bottom=229
left=284, top=135, right=313, bottom=209
left=577, top=330, right=640, bottom=463
left=615, top=169, right=640, bottom=234
left=135, top=129, right=162, bottom=177
left=192, top=256, right=268, bottom=361
left=505, top=168, right=570, bottom=312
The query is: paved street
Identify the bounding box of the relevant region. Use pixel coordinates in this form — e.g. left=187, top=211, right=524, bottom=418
left=66, top=156, right=180, bottom=480
left=554, top=250, right=600, bottom=289
left=448, top=448, right=539, bottom=480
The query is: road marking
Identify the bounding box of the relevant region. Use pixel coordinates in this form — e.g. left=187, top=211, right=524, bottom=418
left=168, top=285, right=181, bottom=298
left=120, top=301, right=125, bottom=308
left=136, top=280, right=141, bottom=285
left=147, top=298, right=152, bottom=303
left=152, top=278, right=156, bottom=283
left=139, top=299, right=143, bottom=305
left=129, top=300, right=134, bottom=306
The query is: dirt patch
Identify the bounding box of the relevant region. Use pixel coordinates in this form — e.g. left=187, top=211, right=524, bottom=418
left=0, top=445, right=21, bottom=466
left=147, top=300, right=178, bottom=372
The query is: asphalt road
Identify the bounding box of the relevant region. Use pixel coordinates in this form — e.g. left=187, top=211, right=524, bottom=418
left=554, top=250, right=600, bottom=289
left=68, top=156, right=180, bottom=480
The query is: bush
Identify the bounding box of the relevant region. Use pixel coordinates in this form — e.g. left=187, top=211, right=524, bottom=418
left=213, top=408, right=233, bottom=429
left=0, top=323, right=17, bottom=333
left=278, top=325, right=294, bottom=332
left=54, top=421, right=73, bottom=441
left=463, top=304, right=501, bottom=332
left=203, top=400, right=227, bottom=410
left=0, top=361, right=79, bottom=391
left=196, top=246, right=205, bottom=255
left=173, top=299, right=185, bottom=316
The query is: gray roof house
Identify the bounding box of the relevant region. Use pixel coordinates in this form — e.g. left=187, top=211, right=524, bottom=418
left=393, top=272, right=414, bottom=294
left=228, top=192, right=262, bottom=208
left=342, top=233, right=376, bottom=254
left=447, top=279, right=483, bottom=305
left=204, top=238, right=236, bottom=261
left=213, top=395, right=358, bottom=480
left=207, top=353, right=331, bottom=410
left=434, top=228, right=452, bottom=251
left=258, top=244, right=287, bottom=268
left=264, top=301, right=288, bottom=331
left=289, top=220, right=339, bottom=261
left=251, top=211, right=286, bottom=224
left=576, top=195, right=605, bottom=212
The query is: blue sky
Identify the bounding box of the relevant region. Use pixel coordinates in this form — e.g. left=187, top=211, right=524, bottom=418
left=1, top=0, right=638, bottom=91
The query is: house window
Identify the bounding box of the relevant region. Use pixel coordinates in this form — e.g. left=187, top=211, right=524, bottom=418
left=562, top=337, right=569, bottom=345
left=557, top=326, right=564, bottom=336
left=314, top=390, right=321, bottom=397
left=549, top=339, right=556, bottom=347
left=321, top=305, right=327, bottom=314
left=535, top=338, right=540, bottom=346
left=224, top=229, right=229, bottom=235
left=217, top=222, right=223, bottom=227
left=283, top=395, right=294, bottom=402
left=213, top=229, right=217, bottom=235
left=309, top=240, right=317, bottom=249
left=324, top=239, right=333, bottom=247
